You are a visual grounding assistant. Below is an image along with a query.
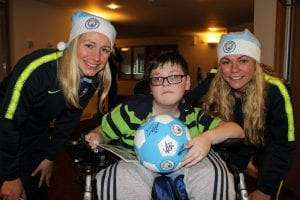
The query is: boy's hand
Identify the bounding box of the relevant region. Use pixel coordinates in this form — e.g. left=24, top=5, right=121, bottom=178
left=85, top=126, right=105, bottom=149
left=181, top=133, right=212, bottom=167
left=249, top=189, right=271, bottom=200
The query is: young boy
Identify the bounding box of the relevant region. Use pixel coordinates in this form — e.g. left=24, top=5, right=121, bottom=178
left=86, top=52, right=244, bottom=199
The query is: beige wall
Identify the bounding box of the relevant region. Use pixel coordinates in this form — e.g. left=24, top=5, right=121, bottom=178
left=10, top=0, right=72, bottom=65
left=254, top=0, right=277, bottom=67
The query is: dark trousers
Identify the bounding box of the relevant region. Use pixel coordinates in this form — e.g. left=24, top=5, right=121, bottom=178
left=0, top=154, right=48, bottom=200
left=21, top=153, right=48, bottom=200
left=0, top=134, right=49, bottom=200
left=20, top=135, right=49, bottom=200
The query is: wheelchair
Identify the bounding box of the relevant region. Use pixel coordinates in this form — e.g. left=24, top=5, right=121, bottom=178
left=65, top=134, right=119, bottom=200
left=65, top=135, right=248, bottom=200
left=212, top=138, right=249, bottom=200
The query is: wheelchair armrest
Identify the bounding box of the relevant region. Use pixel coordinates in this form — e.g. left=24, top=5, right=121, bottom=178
left=65, top=136, right=106, bottom=171
left=65, top=135, right=120, bottom=172
left=213, top=138, right=245, bottom=150
left=212, top=138, right=245, bottom=163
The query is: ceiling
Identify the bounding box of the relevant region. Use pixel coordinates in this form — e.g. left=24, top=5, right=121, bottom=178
left=33, top=0, right=254, bottom=39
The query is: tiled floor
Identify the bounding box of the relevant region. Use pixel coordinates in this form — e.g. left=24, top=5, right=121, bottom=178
left=49, top=118, right=300, bottom=200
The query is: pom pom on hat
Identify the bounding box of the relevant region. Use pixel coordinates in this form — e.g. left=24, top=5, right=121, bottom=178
left=57, top=41, right=68, bottom=51
left=69, top=11, right=117, bottom=48
left=217, top=29, right=261, bottom=63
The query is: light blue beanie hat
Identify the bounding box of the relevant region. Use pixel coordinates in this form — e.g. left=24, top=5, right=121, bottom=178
left=217, top=29, right=261, bottom=63
left=57, top=11, right=116, bottom=50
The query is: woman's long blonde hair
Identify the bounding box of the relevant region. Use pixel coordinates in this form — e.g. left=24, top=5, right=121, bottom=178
left=202, top=63, right=267, bottom=145
left=57, top=38, right=111, bottom=113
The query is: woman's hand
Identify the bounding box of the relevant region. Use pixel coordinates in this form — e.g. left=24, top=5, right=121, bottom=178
left=181, top=121, right=244, bottom=168
left=0, top=178, right=26, bottom=200
left=206, top=121, right=244, bottom=145
left=85, top=126, right=106, bottom=149
left=31, top=159, right=54, bottom=188
left=249, top=189, right=271, bottom=200
left=181, top=132, right=212, bottom=167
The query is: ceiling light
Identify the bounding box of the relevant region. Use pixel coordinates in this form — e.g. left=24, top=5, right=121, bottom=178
left=121, top=48, right=130, bottom=52
left=197, top=28, right=227, bottom=47
left=208, top=27, right=227, bottom=32
left=206, top=33, right=220, bottom=44
left=107, top=3, right=120, bottom=10
left=208, top=27, right=218, bottom=32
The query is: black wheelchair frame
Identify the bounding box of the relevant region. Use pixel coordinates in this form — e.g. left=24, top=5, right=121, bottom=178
left=65, top=135, right=249, bottom=200
left=213, top=138, right=249, bottom=200
left=65, top=134, right=118, bottom=200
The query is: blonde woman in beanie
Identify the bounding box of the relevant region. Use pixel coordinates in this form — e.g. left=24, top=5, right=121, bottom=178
left=0, top=11, right=116, bottom=200
left=185, top=29, right=297, bottom=200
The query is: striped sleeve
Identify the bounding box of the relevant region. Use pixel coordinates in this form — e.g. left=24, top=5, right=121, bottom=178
left=101, top=103, right=144, bottom=147
left=195, top=107, right=221, bottom=135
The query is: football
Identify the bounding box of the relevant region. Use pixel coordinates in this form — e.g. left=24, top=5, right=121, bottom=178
left=134, top=114, right=191, bottom=174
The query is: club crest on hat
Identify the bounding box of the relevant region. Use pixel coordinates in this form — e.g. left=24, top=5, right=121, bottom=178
left=61, top=11, right=117, bottom=50
left=85, top=18, right=100, bottom=30
left=223, top=41, right=236, bottom=53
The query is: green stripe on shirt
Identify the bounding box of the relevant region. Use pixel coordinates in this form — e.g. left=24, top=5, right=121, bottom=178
left=264, top=74, right=295, bottom=141
left=102, top=99, right=222, bottom=147
left=5, top=51, right=63, bottom=119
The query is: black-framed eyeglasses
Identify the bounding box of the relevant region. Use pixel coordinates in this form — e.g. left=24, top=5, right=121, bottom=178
left=149, top=74, right=187, bottom=86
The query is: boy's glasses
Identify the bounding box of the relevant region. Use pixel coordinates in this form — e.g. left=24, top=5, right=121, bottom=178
left=149, top=75, right=187, bottom=86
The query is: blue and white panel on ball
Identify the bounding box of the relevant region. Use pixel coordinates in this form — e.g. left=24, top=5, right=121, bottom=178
left=134, top=114, right=191, bottom=174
